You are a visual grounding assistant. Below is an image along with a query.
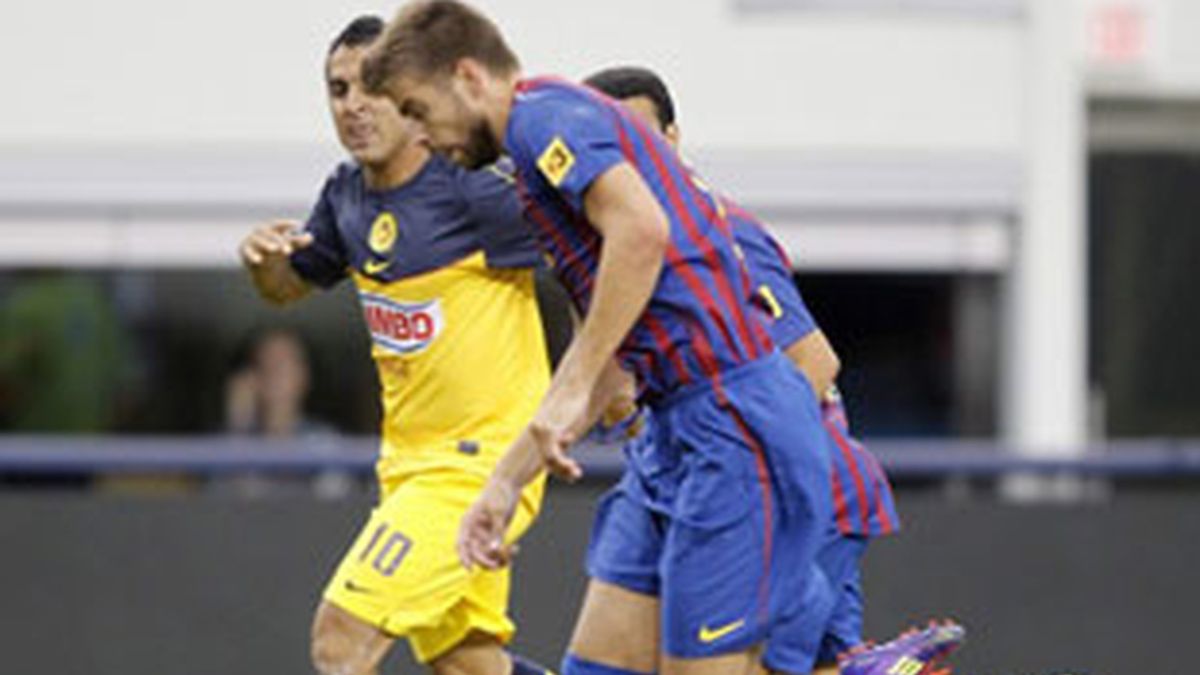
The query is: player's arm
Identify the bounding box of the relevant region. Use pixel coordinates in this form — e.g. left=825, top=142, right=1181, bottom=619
left=524, top=162, right=668, bottom=474
left=568, top=302, right=639, bottom=435
left=245, top=170, right=352, bottom=302
left=239, top=221, right=314, bottom=305
left=747, top=224, right=842, bottom=398
left=784, top=330, right=841, bottom=400
left=459, top=356, right=639, bottom=569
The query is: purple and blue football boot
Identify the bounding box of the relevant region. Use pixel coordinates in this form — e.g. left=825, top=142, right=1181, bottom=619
left=840, top=620, right=966, bottom=675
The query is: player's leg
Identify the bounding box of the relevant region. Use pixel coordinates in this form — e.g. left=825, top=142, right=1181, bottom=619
left=311, top=600, right=393, bottom=675
left=660, top=650, right=762, bottom=675
left=565, top=580, right=660, bottom=674
left=653, top=428, right=779, bottom=675
left=658, top=357, right=835, bottom=675
left=428, top=630, right=510, bottom=675
left=315, top=471, right=542, bottom=675
left=429, top=630, right=553, bottom=675
left=563, top=461, right=666, bottom=675
left=406, top=471, right=552, bottom=675
left=812, top=536, right=869, bottom=674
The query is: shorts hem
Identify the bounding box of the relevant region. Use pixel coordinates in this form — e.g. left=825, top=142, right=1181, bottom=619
left=585, top=568, right=660, bottom=597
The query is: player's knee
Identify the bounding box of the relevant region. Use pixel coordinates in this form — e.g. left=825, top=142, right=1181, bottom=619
left=562, top=653, right=654, bottom=675
left=310, top=612, right=369, bottom=675
left=310, top=629, right=351, bottom=675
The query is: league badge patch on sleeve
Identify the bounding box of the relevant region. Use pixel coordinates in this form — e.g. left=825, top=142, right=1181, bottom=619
left=537, top=136, right=576, bottom=187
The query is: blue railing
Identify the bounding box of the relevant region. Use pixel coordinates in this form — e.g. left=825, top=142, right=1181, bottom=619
left=2, top=436, right=1200, bottom=479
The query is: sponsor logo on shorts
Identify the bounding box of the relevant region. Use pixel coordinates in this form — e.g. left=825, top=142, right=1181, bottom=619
left=360, top=293, right=443, bottom=355
left=698, top=618, right=745, bottom=644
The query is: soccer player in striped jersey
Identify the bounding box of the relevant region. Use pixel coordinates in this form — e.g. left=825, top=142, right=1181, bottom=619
left=363, top=4, right=842, bottom=675
left=239, top=16, right=554, bottom=675
left=583, top=67, right=963, bottom=675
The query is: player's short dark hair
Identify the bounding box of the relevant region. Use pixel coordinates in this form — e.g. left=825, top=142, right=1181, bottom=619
left=328, top=15, right=385, bottom=56
left=584, top=66, right=676, bottom=128
left=362, top=0, right=519, bottom=92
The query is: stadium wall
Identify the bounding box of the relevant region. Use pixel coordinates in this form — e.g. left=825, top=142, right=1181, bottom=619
left=0, top=0, right=1021, bottom=152
left=2, top=486, right=1191, bottom=674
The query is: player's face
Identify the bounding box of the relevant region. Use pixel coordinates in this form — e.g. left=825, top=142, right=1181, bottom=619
left=388, top=74, right=501, bottom=170
left=326, top=45, right=418, bottom=166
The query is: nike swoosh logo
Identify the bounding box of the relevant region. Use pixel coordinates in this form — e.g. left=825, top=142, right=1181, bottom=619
left=698, top=619, right=745, bottom=643
left=343, top=580, right=376, bottom=595
left=363, top=259, right=390, bottom=275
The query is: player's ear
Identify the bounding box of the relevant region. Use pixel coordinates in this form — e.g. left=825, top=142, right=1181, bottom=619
left=455, top=58, right=487, bottom=96
left=664, top=123, right=682, bottom=150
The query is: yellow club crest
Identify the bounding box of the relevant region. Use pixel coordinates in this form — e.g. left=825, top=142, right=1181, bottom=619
left=368, top=212, right=398, bottom=254
left=537, top=136, right=576, bottom=187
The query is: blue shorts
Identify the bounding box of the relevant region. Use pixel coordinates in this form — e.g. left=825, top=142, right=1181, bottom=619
left=765, top=532, right=868, bottom=671
left=586, top=353, right=835, bottom=671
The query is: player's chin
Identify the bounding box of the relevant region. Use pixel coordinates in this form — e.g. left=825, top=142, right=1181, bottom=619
left=349, top=145, right=387, bottom=166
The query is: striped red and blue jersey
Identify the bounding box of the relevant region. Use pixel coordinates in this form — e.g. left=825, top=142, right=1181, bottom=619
left=822, top=392, right=900, bottom=537
left=723, top=199, right=900, bottom=538
left=722, top=200, right=818, bottom=350
left=504, top=77, right=773, bottom=399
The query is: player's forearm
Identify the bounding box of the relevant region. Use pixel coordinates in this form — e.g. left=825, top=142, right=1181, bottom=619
left=783, top=330, right=841, bottom=399
left=490, top=427, right=547, bottom=491
left=553, top=215, right=666, bottom=397
left=247, top=259, right=311, bottom=306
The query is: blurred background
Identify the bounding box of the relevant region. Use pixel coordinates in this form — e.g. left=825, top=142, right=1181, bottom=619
left=0, top=1, right=1197, bottom=673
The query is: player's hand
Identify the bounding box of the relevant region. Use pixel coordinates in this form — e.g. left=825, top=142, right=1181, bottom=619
left=528, top=383, right=591, bottom=482
left=457, top=479, right=520, bottom=570
left=587, top=395, right=644, bottom=444
left=239, top=220, right=314, bottom=267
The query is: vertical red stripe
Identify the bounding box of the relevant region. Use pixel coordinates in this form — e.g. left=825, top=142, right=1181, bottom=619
left=825, top=420, right=872, bottom=533
left=644, top=312, right=691, bottom=389
left=722, top=397, right=774, bottom=620
left=518, top=183, right=596, bottom=295
left=865, top=453, right=897, bottom=535
left=677, top=177, right=771, bottom=360
left=626, top=120, right=763, bottom=363
left=593, top=91, right=744, bottom=369
left=829, top=459, right=853, bottom=535
left=606, top=115, right=723, bottom=380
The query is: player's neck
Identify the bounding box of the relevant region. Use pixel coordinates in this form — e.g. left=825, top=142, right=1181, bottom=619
left=362, top=141, right=431, bottom=190
left=489, top=71, right=521, bottom=152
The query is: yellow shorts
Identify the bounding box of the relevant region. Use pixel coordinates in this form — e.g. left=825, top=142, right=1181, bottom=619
left=322, top=469, right=542, bottom=663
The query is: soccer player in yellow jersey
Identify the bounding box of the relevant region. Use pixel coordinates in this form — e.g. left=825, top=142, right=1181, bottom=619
left=238, top=16, right=552, bottom=675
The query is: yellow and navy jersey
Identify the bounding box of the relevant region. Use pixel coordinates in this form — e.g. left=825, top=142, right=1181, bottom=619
left=289, top=156, right=550, bottom=481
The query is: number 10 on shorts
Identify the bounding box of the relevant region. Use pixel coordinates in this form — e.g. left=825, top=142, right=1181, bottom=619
left=357, top=523, right=412, bottom=577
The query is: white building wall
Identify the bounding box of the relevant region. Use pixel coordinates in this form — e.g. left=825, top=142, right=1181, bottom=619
left=0, top=0, right=1022, bottom=152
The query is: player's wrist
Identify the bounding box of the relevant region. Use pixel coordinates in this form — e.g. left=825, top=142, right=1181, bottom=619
left=484, top=473, right=520, bottom=510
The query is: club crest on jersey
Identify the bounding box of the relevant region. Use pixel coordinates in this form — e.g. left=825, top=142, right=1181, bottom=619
left=368, top=212, right=398, bottom=255
left=537, top=136, right=575, bottom=187
left=360, top=293, right=443, bottom=355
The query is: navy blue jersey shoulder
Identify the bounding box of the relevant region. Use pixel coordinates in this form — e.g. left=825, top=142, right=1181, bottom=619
left=289, top=155, right=538, bottom=287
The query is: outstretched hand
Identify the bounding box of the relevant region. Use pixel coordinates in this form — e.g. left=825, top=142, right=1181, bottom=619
left=239, top=220, right=314, bottom=266
left=458, top=479, right=521, bottom=570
